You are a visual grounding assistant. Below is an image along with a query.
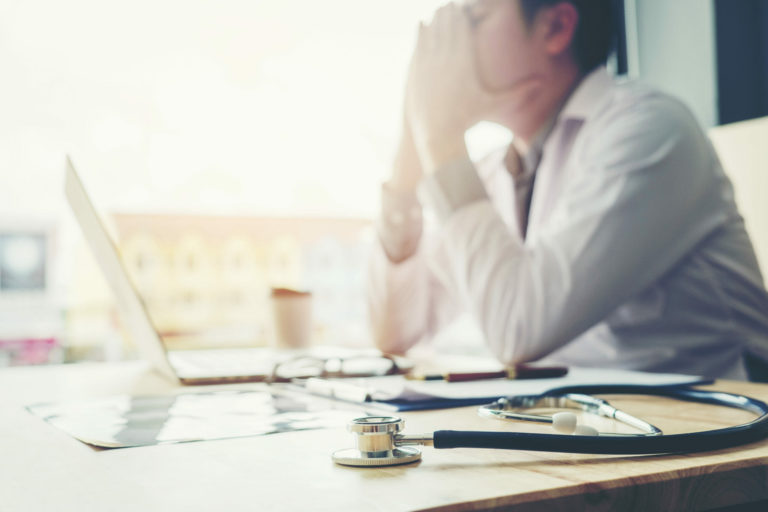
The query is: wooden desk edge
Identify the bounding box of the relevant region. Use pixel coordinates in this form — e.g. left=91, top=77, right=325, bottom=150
left=416, top=379, right=768, bottom=512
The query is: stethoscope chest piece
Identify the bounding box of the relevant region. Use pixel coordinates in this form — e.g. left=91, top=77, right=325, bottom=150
left=332, top=416, right=422, bottom=467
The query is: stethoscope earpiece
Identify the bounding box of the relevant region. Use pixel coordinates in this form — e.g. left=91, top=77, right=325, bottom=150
left=552, top=411, right=578, bottom=434
left=550, top=411, right=599, bottom=435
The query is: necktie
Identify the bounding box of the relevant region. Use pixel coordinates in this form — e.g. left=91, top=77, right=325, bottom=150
left=505, top=143, right=541, bottom=239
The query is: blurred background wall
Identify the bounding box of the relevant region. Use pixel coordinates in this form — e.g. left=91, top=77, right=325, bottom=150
left=1, top=0, right=766, bottom=366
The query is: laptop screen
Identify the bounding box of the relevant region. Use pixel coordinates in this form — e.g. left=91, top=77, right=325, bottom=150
left=64, top=156, right=179, bottom=382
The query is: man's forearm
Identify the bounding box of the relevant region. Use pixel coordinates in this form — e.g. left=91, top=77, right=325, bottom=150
left=389, top=130, right=423, bottom=193
left=367, top=239, right=432, bottom=355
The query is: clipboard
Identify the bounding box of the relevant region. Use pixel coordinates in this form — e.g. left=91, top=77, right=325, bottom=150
left=280, top=367, right=712, bottom=411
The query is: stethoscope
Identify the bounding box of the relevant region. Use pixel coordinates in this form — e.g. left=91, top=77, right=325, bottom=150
left=332, top=385, right=768, bottom=467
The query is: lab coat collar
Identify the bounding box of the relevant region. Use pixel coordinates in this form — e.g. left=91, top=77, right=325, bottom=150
left=559, top=67, right=615, bottom=122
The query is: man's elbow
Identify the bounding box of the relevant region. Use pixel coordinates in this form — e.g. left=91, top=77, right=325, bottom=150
left=370, top=316, right=419, bottom=355
left=483, top=316, right=555, bottom=367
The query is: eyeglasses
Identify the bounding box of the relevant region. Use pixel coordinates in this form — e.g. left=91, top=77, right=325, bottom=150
left=268, top=354, right=410, bottom=383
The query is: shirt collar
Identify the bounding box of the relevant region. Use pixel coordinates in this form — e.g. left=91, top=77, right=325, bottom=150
left=559, top=66, right=615, bottom=121
left=504, top=67, right=614, bottom=178
left=516, top=67, right=611, bottom=160
left=509, top=103, right=560, bottom=177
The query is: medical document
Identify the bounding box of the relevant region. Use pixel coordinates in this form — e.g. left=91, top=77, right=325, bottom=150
left=27, top=389, right=360, bottom=448
left=298, top=367, right=710, bottom=410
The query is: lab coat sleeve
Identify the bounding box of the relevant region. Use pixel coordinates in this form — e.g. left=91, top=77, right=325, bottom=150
left=423, top=96, right=728, bottom=364
left=367, top=186, right=461, bottom=354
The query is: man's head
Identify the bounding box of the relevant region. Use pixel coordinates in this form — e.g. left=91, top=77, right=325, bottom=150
left=519, top=0, right=616, bottom=74
left=466, top=0, right=616, bottom=92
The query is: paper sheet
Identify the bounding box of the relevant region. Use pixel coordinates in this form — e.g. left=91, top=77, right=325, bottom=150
left=27, top=389, right=358, bottom=448
left=311, top=367, right=709, bottom=403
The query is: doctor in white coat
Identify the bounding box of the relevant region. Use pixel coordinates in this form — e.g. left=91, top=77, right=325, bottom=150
left=368, top=0, right=768, bottom=379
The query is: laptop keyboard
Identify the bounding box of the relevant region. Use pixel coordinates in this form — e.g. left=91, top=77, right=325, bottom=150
left=167, top=345, right=382, bottom=379
left=168, top=348, right=285, bottom=376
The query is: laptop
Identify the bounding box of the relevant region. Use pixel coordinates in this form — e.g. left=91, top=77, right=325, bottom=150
left=64, top=156, right=361, bottom=385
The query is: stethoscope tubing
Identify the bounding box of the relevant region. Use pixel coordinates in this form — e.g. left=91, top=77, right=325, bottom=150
left=434, top=385, right=768, bottom=454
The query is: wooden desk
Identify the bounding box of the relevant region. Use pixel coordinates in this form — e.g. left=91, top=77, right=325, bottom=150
left=3, top=361, right=768, bottom=511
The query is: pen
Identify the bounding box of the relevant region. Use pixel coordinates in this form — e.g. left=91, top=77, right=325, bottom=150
left=405, top=364, right=568, bottom=382
left=304, top=377, right=372, bottom=402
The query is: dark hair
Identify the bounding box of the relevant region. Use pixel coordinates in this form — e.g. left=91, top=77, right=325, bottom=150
left=519, top=0, right=617, bottom=73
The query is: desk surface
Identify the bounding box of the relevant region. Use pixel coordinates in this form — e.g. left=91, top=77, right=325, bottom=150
left=3, top=361, right=768, bottom=512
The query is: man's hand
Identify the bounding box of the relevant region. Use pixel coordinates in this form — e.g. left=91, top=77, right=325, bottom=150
left=405, top=2, right=542, bottom=173
left=389, top=113, right=423, bottom=193
left=405, top=3, right=474, bottom=174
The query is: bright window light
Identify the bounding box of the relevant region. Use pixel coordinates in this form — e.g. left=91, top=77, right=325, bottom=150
left=0, top=0, right=512, bottom=219
left=0, top=0, right=514, bottom=360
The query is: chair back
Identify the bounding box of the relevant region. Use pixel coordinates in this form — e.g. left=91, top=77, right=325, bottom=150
left=709, top=116, right=768, bottom=286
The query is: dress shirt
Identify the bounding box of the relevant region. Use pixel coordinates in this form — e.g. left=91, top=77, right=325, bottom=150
left=369, top=67, right=768, bottom=379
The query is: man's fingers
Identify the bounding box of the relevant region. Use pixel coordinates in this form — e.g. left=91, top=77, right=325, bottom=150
left=443, top=3, right=462, bottom=53
left=417, top=21, right=427, bottom=49
left=412, top=21, right=427, bottom=66
left=406, top=22, right=426, bottom=105
left=432, top=4, right=452, bottom=54
left=453, top=2, right=477, bottom=77
left=453, top=2, right=473, bottom=47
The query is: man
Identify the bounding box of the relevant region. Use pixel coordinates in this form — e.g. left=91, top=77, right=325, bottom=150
left=368, top=0, right=768, bottom=379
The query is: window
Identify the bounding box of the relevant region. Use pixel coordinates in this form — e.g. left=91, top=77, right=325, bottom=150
left=4, top=0, right=514, bottom=364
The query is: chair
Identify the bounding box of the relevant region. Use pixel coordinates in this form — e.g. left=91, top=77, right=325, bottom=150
left=709, top=116, right=768, bottom=286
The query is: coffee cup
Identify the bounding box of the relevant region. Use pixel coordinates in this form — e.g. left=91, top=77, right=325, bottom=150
left=270, top=287, right=313, bottom=349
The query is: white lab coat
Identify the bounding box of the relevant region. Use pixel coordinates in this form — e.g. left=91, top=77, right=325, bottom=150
left=368, top=68, right=768, bottom=379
